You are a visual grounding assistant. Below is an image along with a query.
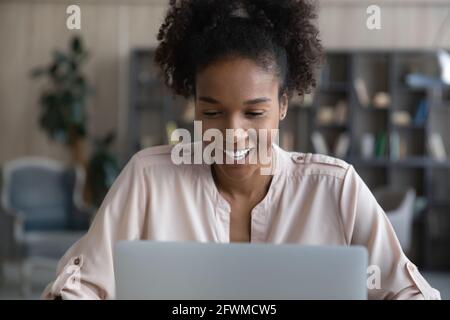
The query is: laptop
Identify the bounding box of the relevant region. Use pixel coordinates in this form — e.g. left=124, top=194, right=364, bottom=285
left=114, top=241, right=368, bottom=300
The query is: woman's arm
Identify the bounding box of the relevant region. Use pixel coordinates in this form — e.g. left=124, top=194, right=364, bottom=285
left=41, top=154, right=149, bottom=300
left=339, top=165, right=440, bottom=300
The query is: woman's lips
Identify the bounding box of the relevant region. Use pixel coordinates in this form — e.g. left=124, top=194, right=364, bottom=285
left=223, top=148, right=251, bottom=160
left=217, top=147, right=255, bottom=162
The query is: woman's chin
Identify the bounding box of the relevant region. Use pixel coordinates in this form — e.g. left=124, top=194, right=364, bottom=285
left=212, top=147, right=271, bottom=180
left=214, top=162, right=259, bottom=180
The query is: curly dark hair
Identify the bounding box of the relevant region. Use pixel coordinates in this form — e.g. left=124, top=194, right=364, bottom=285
left=154, top=0, right=324, bottom=100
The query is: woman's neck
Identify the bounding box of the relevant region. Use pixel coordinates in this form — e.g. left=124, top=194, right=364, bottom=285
left=211, top=164, right=273, bottom=202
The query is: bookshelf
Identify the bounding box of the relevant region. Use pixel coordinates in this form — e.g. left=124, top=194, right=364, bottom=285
left=286, top=50, right=450, bottom=270
left=129, top=49, right=450, bottom=270
left=128, top=49, right=192, bottom=159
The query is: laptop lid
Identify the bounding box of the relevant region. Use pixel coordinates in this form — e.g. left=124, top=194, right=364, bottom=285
left=114, top=241, right=368, bottom=300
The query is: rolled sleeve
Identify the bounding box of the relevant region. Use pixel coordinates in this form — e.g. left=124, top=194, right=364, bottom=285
left=41, top=154, right=149, bottom=300
left=339, top=165, right=441, bottom=300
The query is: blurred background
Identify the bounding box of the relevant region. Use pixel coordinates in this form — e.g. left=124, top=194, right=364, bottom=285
left=1, top=0, right=450, bottom=299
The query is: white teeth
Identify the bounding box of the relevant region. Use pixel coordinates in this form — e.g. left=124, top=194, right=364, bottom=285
left=223, top=148, right=251, bottom=160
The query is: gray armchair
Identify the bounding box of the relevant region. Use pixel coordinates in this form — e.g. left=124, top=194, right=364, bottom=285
left=0, top=157, right=93, bottom=297
left=373, top=187, right=416, bottom=254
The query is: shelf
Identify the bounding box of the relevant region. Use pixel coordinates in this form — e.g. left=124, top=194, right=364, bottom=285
left=318, top=82, right=349, bottom=92
left=353, top=158, right=450, bottom=168
left=358, top=106, right=389, bottom=112
left=396, top=85, right=429, bottom=93
left=349, top=157, right=390, bottom=167
left=391, top=123, right=426, bottom=130
left=397, top=81, right=450, bottom=93
left=350, top=157, right=429, bottom=168
left=430, top=104, right=450, bottom=111
left=390, top=157, right=428, bottom=167
left=429, top=159, right=450, bottom=168
left=289, top=105, right=314, bottom=112
left=429, top=200, right=450, bottom=207
left=315, top=123, right=348, bottom=130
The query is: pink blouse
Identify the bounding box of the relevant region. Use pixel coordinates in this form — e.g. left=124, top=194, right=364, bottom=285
left=41, top=144, right=441, bottom=300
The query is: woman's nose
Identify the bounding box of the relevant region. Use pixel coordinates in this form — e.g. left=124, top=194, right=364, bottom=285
left=224, top=115, right=248, bottom=144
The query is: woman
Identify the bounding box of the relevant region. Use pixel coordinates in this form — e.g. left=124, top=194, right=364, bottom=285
left=42, top=0, right=440, bottom=300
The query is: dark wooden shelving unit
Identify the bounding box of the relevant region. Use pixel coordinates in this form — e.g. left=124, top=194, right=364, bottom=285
left=128, top=49, right=192, bottom=159
left=283, top=50, right=450, bottom=270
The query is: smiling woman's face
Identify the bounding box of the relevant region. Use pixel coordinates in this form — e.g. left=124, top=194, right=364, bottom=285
left=195, top=56, right=288, bottom=181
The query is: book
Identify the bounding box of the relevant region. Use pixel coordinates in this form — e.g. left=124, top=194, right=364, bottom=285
left=438, top=49, right=450, bottom=85
left=361, top=133, right=375, bottom=159
left=354, top=77, right=370, bottom=108
left=390, top=132, right=400, bottom=160
left=375, top=131, right=387, bottom=158
left=334, top=100, right=348, bottom=125
left=413, top=99, right=428, bottom=125
left=428, top=133, right=447, bottom=161
left=334, top=133, right=350, bottom=158
left=311, top=131, right=329, bottom=155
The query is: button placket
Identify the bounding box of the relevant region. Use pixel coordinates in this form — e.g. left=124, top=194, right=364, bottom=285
left=250, top=203, right=268, bottom=242
left=216, top=196, right=231, bottom=243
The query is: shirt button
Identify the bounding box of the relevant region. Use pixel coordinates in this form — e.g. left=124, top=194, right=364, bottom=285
left=74, top=258, right=80, bottom=265
left=291, top=153, right=304, bottom=163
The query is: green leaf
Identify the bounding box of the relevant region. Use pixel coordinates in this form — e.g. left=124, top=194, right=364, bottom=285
left=52, top=50, right=69, bottom=64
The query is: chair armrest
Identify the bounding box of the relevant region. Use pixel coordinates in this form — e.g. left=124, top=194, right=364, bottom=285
left=71, top=203, right=95, bottom=230
left=0, top=207, right=25, bottom=259
left=74, top=202, right=96, bottom=218
left=71, top=165, right=96, bottom=228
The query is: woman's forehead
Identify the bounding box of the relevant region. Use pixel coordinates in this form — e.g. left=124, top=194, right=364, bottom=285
left=196, top=58, right=279, bottom=98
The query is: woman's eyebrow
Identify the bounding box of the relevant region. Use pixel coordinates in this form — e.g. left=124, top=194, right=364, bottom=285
left=197, top=96, right=271, bottom=105
left=243, top=97, right=271, bottom=105
left=198, top=96, right=220, bottom=104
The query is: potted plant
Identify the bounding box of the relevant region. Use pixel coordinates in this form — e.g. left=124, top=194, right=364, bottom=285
left=32, top=36, right=92, bottom=165
left=32, top=35, right=120, bottom=209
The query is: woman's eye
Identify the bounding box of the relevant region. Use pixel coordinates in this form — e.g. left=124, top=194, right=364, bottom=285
left=203, top=111, right=221, bottom=117
left=245, top=111, right=265, bottom=117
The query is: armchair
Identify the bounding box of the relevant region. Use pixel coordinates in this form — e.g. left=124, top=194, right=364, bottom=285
left=0, top=157, right=93, bottom=297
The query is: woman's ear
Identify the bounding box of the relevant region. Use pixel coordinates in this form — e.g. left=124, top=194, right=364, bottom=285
left=279, top=92, right=288, bottom=120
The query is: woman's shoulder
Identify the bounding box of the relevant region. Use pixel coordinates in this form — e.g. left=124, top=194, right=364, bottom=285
left=277, top=146, right=351, bottom=180
left=131, top=144, right=205, bottom=177
left=134, top=144, right=175, bottom=161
